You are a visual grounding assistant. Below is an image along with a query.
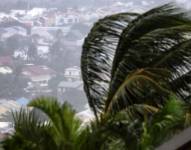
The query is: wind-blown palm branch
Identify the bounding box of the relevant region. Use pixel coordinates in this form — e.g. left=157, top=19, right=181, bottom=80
left=29, top=97, right=82, bottom=149
left=81, top=12, right=138, bottom=117
left=2, top=108, right=56, bottom=150
left=82, top=3, right=191, bottom=116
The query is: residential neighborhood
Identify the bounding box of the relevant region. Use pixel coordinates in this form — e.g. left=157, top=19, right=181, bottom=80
left=0, top=0, right=168, bottom=137
left=0, top=0, right=150, bottom=111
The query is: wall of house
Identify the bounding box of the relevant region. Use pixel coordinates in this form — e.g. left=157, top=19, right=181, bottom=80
left=30, top=75, right=52, bottom=87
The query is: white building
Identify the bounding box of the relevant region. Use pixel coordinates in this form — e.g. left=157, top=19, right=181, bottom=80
left=64, top=66, right=81, bottom=81
left=37, top=45, right=49, bottom=58
left=14, top=49, right=28, bottom=60
left=55, top=14, right=80, bottom=26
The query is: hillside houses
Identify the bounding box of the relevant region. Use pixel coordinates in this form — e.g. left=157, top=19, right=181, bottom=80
left=0, top=56, right=13, bottom=74
left=22, top=64, right=55, bottom=86
left=55, top=14, right=80, bottom=26
left=64, top=66, right=81, bottom=81
left=0, top=1, right=140, bottom=112
left=22, top=64, right=56, bottom=95
left=58, top=80, right=83, bottom=94
left=58, top=66, right=82, bottom=94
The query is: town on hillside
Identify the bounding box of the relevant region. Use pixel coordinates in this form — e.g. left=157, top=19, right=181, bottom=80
left=0, top=0, right=165, bottom=135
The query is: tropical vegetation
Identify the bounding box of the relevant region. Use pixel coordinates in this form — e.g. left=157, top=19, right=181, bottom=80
left=1, top=3, right=191, bottom=150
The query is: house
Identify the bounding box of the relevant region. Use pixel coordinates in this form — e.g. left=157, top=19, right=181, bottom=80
left=0, top=56, right=13, bottom=66
left=13, top=48, right=28, bottom=60
left=57, top=80, right=83, bottom=94
left=57, top=83, right=87, bottom=111
left=64, top=66, right=81, bottom=81
left=37, top=45, right=49, bottom=58
left=22, top=64, right=56, bottom=88
left=55, top=14, right=79, bottom=26
left=1, top=27, right=27, bottom=40
left=0, top=66, right=13, bottom=74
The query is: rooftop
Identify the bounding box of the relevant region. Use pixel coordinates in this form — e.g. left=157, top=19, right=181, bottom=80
left=22, top=64, right=56, bottom=77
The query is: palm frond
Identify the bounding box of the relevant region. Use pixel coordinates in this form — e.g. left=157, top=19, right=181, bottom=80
left=82, top=3, right=191, bottom=116
left=105, top=68, right=171, bottom=114
left=2, top=108, right=56, bottom=150
left=140, top=96, right=185, bottom=148
left=111, top=3, right=191, bottom=77
left=28, top=97, right=82, bottom=149
left=104, top=4, right=191, bottom=114
left=81, top=12, right=138, bottom=117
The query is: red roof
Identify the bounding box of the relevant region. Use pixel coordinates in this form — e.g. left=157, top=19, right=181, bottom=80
left=22, top=65, right=56, bottom=77
left=0, top=56, right=13, bottom=66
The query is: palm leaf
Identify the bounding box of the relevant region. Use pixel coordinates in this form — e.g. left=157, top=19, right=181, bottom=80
left=104, top=4, right=191, bottom=114
left=111, top=3, right=191, bottom=77
left=105, top=68, right=171, bottom=114
left=140, top=96, right=186, bottom=148
left=2, top=108, right=56, bottom=150
left=81, top=12, right=138, bottom=117
left=28, top=97, right=82, bottom=149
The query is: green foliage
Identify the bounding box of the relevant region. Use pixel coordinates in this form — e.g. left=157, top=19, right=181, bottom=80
left=81, top=3, right=191, bottom=119
left=2, top=97, right=88, bottom=150
left=2, top=108, right=56, bottom=150
left=3, top=3, right=191, bottom=150
left=139, top=96, right=186, bottom=149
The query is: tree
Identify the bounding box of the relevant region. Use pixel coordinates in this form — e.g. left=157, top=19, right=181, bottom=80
left=3, top=3, right=191, bottom=150
left=81, top=3, right=191, bottom=120
left=102, top=95, right=190, bottom=149
left=2, top=97, right=90, bottom=150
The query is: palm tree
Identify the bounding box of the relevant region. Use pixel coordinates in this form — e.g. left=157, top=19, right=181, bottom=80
left=3, top=3, right=191, bottom=150
left=81, top=3, right=191, bottom=121
left=103, top=95, right=189, bottom=149
left=2, top=97, right=90, bottom=150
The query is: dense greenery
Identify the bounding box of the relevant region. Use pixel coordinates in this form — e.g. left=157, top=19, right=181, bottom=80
left=2, top=3, right=191, bottom=150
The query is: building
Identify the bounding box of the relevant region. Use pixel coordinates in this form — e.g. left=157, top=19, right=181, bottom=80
left=55, top=14, right=79, bottom=26
left=64, top=66, right=81, bottom=81
left=0, top=66, right=13, bottom=74
left=22, top=64, right=56, bottom=89
left=58, top=80, right=83, bottom=94
left=0, top=56, right=13, bottom=74
left=0, top=56, right=13, bottom=66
